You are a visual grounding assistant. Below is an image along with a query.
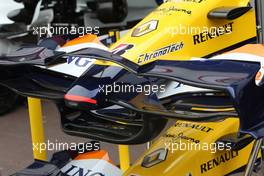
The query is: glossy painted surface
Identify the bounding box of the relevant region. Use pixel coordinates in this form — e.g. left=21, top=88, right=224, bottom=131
left=139, top=59, right=264, bottom=138
left=0, top=0, right=261, bottom=174
left=124, top=118, right=256, bottom=176
left=111, top=0, right=256, bottom=65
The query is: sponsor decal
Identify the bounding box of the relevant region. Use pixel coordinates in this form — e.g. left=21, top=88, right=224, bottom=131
left=61, top=160, right=122, bottom=176
left=61, top=150, right=123, bottom=176
left=62, top=164, right=105, bottom=176
left=193, top=22, right=234, bottom=45
left=111, top=44, right=134, bottom=55
left=132, top=20, right=158, bottom=37
left=164, top=132, right=200, bottom=144
left=67, top=56, right=93, bottom=67
left=138, top=42, right=184, bottom=64
left=174, top=122, right=214, bottom=133
left=200, top=151, right=239, bottom=173
left=142, top=148, right=168, bottom=168
left=154, top=6, right=192, bottom=16
left=49, top=56, right=95, bottom=77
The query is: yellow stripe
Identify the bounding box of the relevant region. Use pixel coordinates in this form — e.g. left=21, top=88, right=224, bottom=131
left=191, top=107, right=235, bottom=112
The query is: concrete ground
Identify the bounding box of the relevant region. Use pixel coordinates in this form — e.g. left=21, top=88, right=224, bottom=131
left=0, top=101, right=263, bottom=176
left=0, top=101, right=146, bottom=176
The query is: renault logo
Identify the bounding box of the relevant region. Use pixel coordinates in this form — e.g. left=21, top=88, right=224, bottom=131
left=141, top=148, right=168, bottom=168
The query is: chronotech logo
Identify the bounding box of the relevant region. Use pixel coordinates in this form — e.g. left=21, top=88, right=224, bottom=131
left=138, top=42, right=184, bottom=64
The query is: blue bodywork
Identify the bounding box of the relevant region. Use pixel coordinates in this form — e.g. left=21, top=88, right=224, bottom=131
left=0, top=47, right=263, bottom=143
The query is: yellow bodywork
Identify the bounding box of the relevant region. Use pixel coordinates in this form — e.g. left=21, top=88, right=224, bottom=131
left=124, top=118, right=256, bottom=176
left=106, top=0, right=257, bottom=175
left=111, top=0, right=256, bottom=65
